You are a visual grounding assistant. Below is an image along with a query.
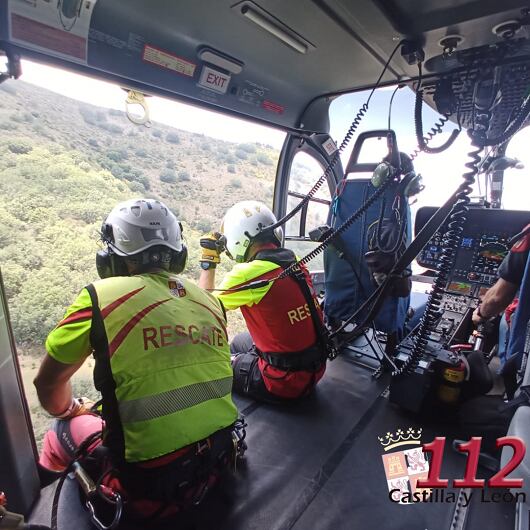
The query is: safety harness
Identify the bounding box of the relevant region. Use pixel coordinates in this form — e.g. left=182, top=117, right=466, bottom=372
left=64, top=284, right=247, bottom=526
left=252, top=249, right=333, bottom=369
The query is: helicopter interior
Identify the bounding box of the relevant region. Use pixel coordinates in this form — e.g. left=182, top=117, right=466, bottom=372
left=1, top=1, right=530, bottom=529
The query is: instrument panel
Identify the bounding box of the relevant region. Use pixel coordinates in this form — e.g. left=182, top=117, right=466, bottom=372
left=415, top=207, right=529, bottom=344
left=416, top=207, right=529, bottom=290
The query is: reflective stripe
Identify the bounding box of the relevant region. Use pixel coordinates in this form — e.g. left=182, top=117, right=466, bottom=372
left=119, top=376, right=233, bottom=423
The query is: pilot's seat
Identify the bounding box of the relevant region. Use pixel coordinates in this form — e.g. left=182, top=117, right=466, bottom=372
left=323, top=133, right=412, bottom=343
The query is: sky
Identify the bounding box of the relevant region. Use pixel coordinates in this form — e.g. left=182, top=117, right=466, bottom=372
left=16, top=59, right=530, bottom=213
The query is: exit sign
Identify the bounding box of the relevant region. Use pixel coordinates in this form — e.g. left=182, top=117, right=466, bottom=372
left=198, top=66, right=231, bottom=94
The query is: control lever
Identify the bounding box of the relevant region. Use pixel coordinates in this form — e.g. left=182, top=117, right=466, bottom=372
left=471, top=322, right=486, bottom=352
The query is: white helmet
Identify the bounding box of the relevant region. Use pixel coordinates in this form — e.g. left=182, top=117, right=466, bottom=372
left=222, top=201, right=282, bottom=262
left=103, top=198, right=183, bottom=256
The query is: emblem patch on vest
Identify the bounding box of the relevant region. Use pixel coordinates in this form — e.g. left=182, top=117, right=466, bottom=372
left=168, top=279, right=187, bottom=297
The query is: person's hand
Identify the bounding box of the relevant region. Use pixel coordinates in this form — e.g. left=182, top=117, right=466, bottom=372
left=71, top=397, right=96, bottom=417
left=472, top=305, right=486, bottom=326
left=200, top=232, right=226, bottom=268
left=54, top=397, right=95, bottom=419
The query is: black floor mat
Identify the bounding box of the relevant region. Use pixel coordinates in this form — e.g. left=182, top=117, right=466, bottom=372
left=28, top=357, right=515, bottom=530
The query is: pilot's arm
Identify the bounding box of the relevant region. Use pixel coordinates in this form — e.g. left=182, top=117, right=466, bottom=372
left=472, top=232, right=530, bottom=325
left=472, top=278, right=518, bottom=324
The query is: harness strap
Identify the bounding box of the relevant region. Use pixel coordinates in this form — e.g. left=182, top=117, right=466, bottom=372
left=85, top=283, right=126, bottom=467
left=258, top=346, right=324, bottom=371
left=254, top=249, right=330, bottom=362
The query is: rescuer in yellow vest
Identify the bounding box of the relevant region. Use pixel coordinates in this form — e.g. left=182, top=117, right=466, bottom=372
left=34, top=198, right=243, bottom=521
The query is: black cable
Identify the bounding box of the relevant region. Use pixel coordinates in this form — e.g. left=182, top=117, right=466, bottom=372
left=375, top=195, right=408, bottom=254
left=51, top=430, right=103, bottom=530
left=264, top=40, right=404, bottom=233
left=393, top=133, right=485, bottom=377
left=387, top=85, right=401, bottom=131
left=277, top=173, right=397, bottom=281
left=481, top=91, right=530, bottom=146
left=414, top=83, right=461, bottom=156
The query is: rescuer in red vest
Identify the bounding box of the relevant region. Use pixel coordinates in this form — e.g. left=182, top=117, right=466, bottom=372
left=199, top=200, right=327, bottom=402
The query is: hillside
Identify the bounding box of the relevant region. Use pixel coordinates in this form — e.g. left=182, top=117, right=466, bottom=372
left=0, top=78, right=285, bottom=444
left=0, top=79, right=280, bottom=345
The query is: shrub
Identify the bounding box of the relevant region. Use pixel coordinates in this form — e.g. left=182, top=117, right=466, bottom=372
left=135, top=148, right=148, bottom=158
left=128, top=181, right=146, bottom=193
left=8, top=140, right=32, bottom=154
left=195, top=219, right=212, bottom=232
left=257, top=153, right=273, bottom=165
left=238, top=143, right=257, bottom=154
left=152, top=129, right=162, bottom=138
left=99, top=122, right=123, bottom=134
left=227, top=164, right=236, bottom=174
left=160, top=170, right=177, bottom=183
left=177, top=170, right=190, bottom=182
left=235, top=149, right=248, bottom=160
left=107, top=149, right=128, bottom=162
left=166, top=132, right=180, bottom=144
left=166, top=159, right=176, bottom=169
left=230, top=178, right=242, bottom=188
left=0, top=82, right=17, bottom=95
left=0, top=120, right=18, bottom=131
left=87, top=138, right=99, bottom=148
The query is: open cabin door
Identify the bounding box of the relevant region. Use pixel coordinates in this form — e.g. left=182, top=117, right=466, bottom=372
left=0, top=269, right=40, bottom=514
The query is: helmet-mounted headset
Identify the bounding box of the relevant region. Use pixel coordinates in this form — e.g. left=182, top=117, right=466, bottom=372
left=96, top=199, right=187, bottom=278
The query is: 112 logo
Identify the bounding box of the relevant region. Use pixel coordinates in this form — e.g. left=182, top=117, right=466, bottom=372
left=418, top=436, right=526, bottom=489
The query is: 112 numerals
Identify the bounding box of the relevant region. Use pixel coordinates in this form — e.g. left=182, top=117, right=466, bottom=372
left=417, top=436, right=525, bottom=489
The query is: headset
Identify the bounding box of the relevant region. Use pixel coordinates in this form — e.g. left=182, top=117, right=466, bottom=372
left=371, top=152, right=423, bottom=198
left=96, top=222, right=188, bottom=279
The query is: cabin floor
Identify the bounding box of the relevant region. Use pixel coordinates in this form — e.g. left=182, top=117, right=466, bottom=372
left=28, top=352, right=516, bottom=530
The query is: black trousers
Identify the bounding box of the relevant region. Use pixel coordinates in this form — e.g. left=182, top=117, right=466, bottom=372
left=231, top=332, right=286, bottom=403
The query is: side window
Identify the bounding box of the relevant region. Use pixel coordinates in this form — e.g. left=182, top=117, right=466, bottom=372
left=284, top=152, right=331, bottom=271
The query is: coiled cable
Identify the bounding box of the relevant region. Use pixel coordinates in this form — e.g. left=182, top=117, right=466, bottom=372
left=277, top=173, right=397, bottom=280
left=393, top=129, right=485, bottom=377
left=481, top=91, right=530, bottom=146
left=266, top=103, right=368, bottom=232
left=265, top=40, right=404, bottom=233
left=414, top=87, right=461, bottom=156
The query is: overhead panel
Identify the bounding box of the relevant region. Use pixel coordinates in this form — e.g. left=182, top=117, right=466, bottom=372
left=1, top=0, right=530, bottom=133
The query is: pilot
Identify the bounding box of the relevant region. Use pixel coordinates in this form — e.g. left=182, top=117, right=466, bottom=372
left=472, top=224, right=530, bottom=384
left=198, top=200, right=326, bottom=402
left=472, top=225, right=530, bottom=326
left=34, top=199, right=241, bottom=520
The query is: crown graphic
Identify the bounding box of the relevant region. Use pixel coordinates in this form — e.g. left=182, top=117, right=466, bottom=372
left=378, top=427, right=422, bottom=451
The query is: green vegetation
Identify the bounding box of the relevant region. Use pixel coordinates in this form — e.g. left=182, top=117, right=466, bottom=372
left=160, top=169, right=177, bottom=183
left=0, top=79, right=280, bottom=445
left=0, top=80, right=279, bottom=348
